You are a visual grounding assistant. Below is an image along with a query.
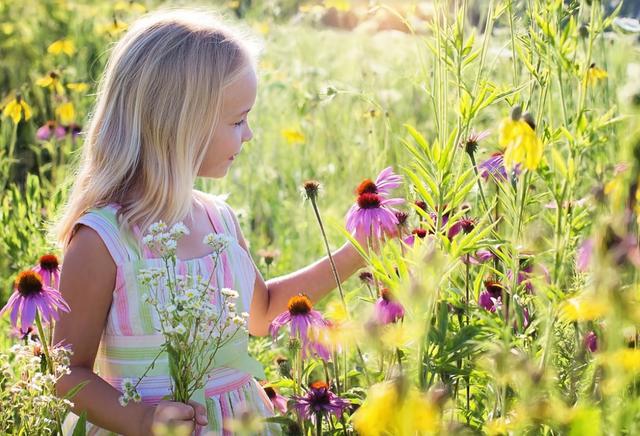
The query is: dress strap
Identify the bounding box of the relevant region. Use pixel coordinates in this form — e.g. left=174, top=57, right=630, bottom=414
left=197, top=192, right=238, bottom=239
left=72, top=204, right=140, bottom=266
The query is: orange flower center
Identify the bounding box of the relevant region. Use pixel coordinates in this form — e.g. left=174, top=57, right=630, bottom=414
left=357, top=193, right=381, bottom=209
left=288, top=294, right=313, bottom=315
left=310, top=380, right=329, bottom=390
left=39, top=253, right=59, bottom=271
left=15, top=271, right=44, bottom=296
left=356, top=179, right=378, bottom=195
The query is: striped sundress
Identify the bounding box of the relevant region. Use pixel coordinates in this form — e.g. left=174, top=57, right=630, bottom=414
left=62, top=191, right=279, bottom=435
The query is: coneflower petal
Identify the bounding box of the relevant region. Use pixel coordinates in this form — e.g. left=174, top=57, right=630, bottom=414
left=21, top=298, right=37, bottom=329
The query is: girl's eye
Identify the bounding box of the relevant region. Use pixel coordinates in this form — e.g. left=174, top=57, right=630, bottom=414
left=234, top=119, right=245, bottom=127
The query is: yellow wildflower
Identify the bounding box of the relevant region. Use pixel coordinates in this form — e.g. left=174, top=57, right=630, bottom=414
left=584, top=63, right=608, bottom=87
left=36, top=72, right=65, bottom=95
left=281, top=128, right=305, bottom=144
left=560, top=295, right=609, bottom=322
left=114, top=1, right=146, bottom=13
left=499, top=106, right=543, bottom=171
left=55, top=102, right=75, bottom=124
left=1, top=23, right=14, bottom=35
left=352, top=380, right=439, bottom=436
left=252, top=22, right=270, bottom=35
left=96, top=20, right=128, bottom=36
left=47, top=38, right=75, bottom=56
left=603, top=349, right=640, bottom=374
left=2, top=95, right=33, bottom=124
left=66, top=82, right=89, bottom=93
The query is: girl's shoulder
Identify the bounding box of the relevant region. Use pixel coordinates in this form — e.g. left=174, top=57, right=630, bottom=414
left=193, top=189, right=240, bottom=238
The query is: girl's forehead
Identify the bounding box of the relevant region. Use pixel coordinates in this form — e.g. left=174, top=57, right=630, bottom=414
left=223, top=68, right=257, bottom=113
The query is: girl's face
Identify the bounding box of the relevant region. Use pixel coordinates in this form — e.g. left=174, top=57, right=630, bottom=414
left=198, top=67, right=257, bottom=178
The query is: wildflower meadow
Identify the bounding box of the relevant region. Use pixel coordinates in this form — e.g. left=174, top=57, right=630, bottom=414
left=2, top=0, right=640, bottom=434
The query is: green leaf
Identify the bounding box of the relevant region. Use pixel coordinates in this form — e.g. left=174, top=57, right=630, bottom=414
left=71, top=411, right=87, bottom=436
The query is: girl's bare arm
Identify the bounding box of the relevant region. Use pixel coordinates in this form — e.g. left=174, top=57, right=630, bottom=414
left=228, top=210, right=367, bottom=337
left=53, top=226, right=153, bottom=436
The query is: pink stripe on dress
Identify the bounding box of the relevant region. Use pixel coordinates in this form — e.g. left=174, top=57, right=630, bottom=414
left=113, top=267, right=133, bottom=336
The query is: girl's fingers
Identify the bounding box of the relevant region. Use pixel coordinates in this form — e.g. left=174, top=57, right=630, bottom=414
left=188, top=399, right=209, bottom=426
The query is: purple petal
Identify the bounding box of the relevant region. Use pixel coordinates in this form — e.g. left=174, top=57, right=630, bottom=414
left=21, top=297, right=37, bottom=328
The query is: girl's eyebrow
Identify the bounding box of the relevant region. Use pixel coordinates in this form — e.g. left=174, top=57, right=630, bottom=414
left=236, top=108, right=252, bottom=117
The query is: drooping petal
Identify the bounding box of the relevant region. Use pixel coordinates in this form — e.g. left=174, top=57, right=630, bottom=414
left=21, top=297, right=37, bottom=328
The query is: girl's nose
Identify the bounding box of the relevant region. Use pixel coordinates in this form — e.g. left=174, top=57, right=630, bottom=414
left=243, top=125, right=253, bottom=143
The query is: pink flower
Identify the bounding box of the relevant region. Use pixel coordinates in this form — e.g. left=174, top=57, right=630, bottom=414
left=355, top=167, right=402, bottom=198
left=584, top=331, right=598, bottom=353
left=447, top=217, right=476, bottom=240
left=0, top=270, right=70, bottom=329
left=262, top=384, right=288, bottom=414
left=32, top=253, right=61, bottom=290
left=36, top=121, right=66, bottom=141
left=462, top=249, right=494, bottom=265
left=403, top=228, right=427, bottom=247
left=345, top=193, right=403, bottom=239
left=576, top=238, right=594, bottom=272
left=478, top=280, right=503, bottom=312
left=269, top=294, right=330, bottom=360
left=374, top=288, right=405, bottom=324
left=293, top=381, right=350, bottom=422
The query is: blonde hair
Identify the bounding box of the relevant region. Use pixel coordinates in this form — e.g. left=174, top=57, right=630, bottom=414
left=51, top=7, right=262, bottom=250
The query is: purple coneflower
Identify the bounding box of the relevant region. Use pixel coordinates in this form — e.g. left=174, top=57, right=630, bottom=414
left=293, top=381, right=350, bottom=423
left=462, top=129, right=491, bottom=156
left=345, top=192, right=403, bottom=239
left=462, top=249, right=494, bottom=265
left=447, top=217, right=476, bottom=240
left=355, top=167, right=402, bottom=197
left=478, top=152, right=521, bottom=182
left=576, top=238, right=594, bottom=272
left=403, top=227, right=427, bottom=247
left=0, top=270, right=70, bottom=329
left=36, top=121, right=66, bottom=141
left=32, top=253, right=61, bottom=289
left=478, top=280, right=503, bottom=312
left=584, top=331, right=598, bottom=353
left=374, top=288, right=405, bottom=324
left=269, top=294, right=330, bottom=360
left=261, top=383, right=288, bottom=414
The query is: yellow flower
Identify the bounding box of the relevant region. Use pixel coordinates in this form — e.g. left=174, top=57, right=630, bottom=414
left=47, top=38, right=75, bottom=56
left=2, top=95, right=33, bottom=124
left=281, top=128, right=305, bottom=144
left=55, top=102, right=75, bottom=124
left=560, top=295, right=609, bottom=322
left=114, top=1, right=146, bottom=13
left=584, top=63, right=608, bottom=87
left=602, top=349, right=640, bottom=374
left=252, top=22, right=270, bottom=35
left=1, top=23, right=14, bottom=35
left=352, top=381, right=439, bottom=436
left=36, top=72, right=65, bottom=95
left=66, top=82, right=89, bottom=93
left=499, top=116, right=543, bottom=171
left=96, top=20, right=128, bottom=36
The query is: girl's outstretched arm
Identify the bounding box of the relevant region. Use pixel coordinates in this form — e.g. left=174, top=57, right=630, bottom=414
left=227, top=209, right=367, bottom=337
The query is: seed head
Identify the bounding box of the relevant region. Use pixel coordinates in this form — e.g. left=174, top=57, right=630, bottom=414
left=302, top=180, right=321, bottom=202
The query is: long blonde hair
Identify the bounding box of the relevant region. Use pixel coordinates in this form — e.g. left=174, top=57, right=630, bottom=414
left=51, top=7, right=261, bottom=250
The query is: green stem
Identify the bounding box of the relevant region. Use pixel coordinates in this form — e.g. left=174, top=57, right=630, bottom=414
left=34, top=312, right=53, bottom=375
left=309, top=197, right=347, bottom=310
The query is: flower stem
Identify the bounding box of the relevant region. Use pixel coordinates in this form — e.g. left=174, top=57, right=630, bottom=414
left=34, top=311, right=53, bottom=375
left=309, top=197, right=347, bottom=310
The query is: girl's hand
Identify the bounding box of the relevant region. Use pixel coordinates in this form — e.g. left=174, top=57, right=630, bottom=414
left=140, top=400, right=208, bottom=435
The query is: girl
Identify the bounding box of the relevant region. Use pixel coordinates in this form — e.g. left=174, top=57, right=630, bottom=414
left=52, top=7, right=369, bottom=436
